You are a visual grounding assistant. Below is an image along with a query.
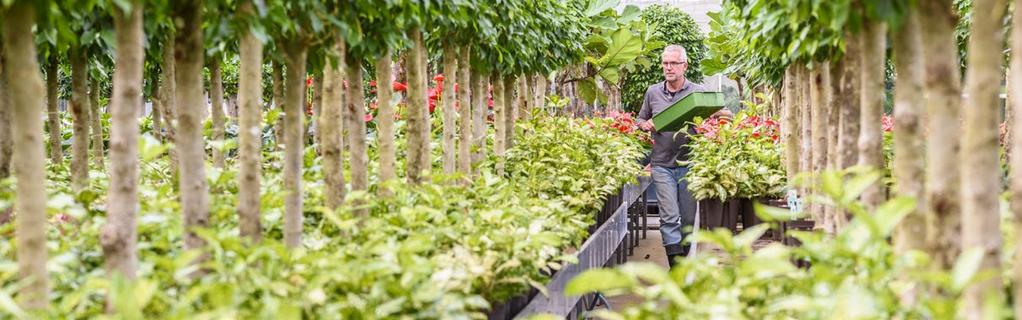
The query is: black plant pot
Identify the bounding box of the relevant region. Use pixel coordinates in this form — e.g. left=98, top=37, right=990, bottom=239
left=699, top=198, right=739, bottom=233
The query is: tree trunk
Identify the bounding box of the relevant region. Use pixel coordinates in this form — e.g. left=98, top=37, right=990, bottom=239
left=1009, top=1, right=1022, bottom=316
left=210, top=55, right=226, bottom=169
left=858, top=20, right=887, bottom=210
left=920, top=0, right=964, bottom=270
left=457, top=46, right=473, bottom=177
left=46, top=53, right=62, bottom=164
left=3, top=2, right=49, bottom=309
left=441, top=44, right=458, bottom=175
left=492, top=74, right=506, bottom=175
left=282, top=41, right=307, bottom=248
left=504, top=75, right=516, bottom=150
left=891, top=8, right=927, bottom=255
left=311, top=71, right=323, bottom=148
left=0, top=38, right=9, bottom=226
left=150, top=71, right=163, bottom=141
left=90, top=77, right=104, bottom=169
left=961, top=0, right=1007, bottom=316
left=826, top=62, right=842, bottom=233
left=810, top=65, right=829, bottom=227
left=376, top=50, right=396, bottom=186
left=173, top=0, right=209, bottom=252
left=782, top=66, right=798, bottom=181
left=800, top=66, right=811, bottom=178
left=237, top=0, right=263, bottom=242
left=394, top=52, right=408, bottom=84
left=322, top=39, right=346, bottom=209
left=534, top=75, right=547, bottom=114
left=0, top=38, right=10, bottom=179
left=406, top=28, right=430, bottom=183
left=345, top=56, right=368, bottom=217
left=272, top=61, right=285, bottom=147
left=518, top=75, right=531, bottom=120
left=101, top=1, right=143, bottom=280
left=160, top=36, right=177, bottom=145
left=839, top=34, right=863, bottom=174
left=70, top=46, right=91, bottom=193
left=471, top=69, right=487, bottom=170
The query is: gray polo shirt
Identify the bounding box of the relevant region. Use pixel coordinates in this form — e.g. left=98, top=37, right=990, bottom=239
left=637, top=80, right=705, bottom=168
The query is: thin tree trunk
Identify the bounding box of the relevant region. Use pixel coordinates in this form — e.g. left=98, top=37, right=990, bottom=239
left=457, top=46, right=473, bottom=177
left=782, top=66, right=798, bottom=181
left=406, top=28, right=430, bottom=183
left=160, top=36, right=177, bottom=145
left=272, top=61, right=285, bottom=147
left=376, top=50, right=395, bottom=186
left=322, top=39, right=346, bottom=209
left=471, top=69, right=487, bottom=170
left=210, top=55, right=226, bottom=169
left=519, top=75, right=531, bottom=120
left=961, top=0, right=1007, bottom=316
left=504, top=75, right=516, bottom=150
left=237, top=0, right=263, bottom=242
left=282, top=41, right=307, bottom=248
left=0, top=38, right=9, bottom=226
left=826, top=61, right=842, bottom=233
left=150, top=71, right=163, bottom=141
left=173, top=0, right=209, bottom=252
left=492, top=74, right=506, bottom=175
left=47, top=54, right=62, bottom=164
left=90, top=77, right=104, bottom=169
left=534, top=75, right=547, bottom=113
left=311, top=71, right=323, bottom=148
left=840, top=32, right=862, bottom=173
left=345, top=56, right=368, bottom=217
left=70, top=46, right=91, bottom=193
left=1009, top=0, right=1022, bottom=316
left=0, top=38, right=10, bottom=179
left=920, top=0, right=964, bottom=270
left=892, top=7, right=927, bottom=255
left=441, top=44, right=457, bottom=175
left=3, top=2, right=49, bottom=309
left=858, top=20, right=887, bottom=210
left=800, top=66, right=811, bottom=178
left=101, top=1, right=143, bottom=280
left=810, top=65, right=829, bottom=227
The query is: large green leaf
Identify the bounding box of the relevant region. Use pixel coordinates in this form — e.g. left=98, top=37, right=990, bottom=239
left=601, top=28, right=644, bottom=67
left=584, top=0, right=619, bottom=17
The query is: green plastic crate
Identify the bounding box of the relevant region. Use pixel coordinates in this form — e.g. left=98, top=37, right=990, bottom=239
left=652, top=91, right=725, bottom=132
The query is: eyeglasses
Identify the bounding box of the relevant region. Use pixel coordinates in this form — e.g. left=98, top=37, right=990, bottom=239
left=662, top=61, right=686, bottom=68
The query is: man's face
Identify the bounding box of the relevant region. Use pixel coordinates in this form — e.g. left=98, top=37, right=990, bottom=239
left=661, top=51, right=688, bottom=82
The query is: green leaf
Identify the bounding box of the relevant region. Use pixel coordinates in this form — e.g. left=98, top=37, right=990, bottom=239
left=578, top=78, right=600, bottom=104
left=598, top=67, right=620, bottom=84
left=601, top=28, right=644, bottom=67
left=565, top=269, right=634, bottom=295
left=951, top=248, right=985, bottom=292
left=584, top=0, right=619, bottom=17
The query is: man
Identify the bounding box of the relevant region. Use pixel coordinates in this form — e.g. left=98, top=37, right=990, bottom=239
left=637, top=44, right=725, bottom=269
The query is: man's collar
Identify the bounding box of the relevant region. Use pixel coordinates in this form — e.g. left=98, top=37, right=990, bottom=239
left=661, top=80, right=689, bottom=95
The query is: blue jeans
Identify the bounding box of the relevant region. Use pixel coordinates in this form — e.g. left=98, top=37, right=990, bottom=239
left=651, top=166, right=696, bottom=255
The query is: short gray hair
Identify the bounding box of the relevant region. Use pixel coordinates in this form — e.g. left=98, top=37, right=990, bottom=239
left=662, top=44, right=688, bottom=63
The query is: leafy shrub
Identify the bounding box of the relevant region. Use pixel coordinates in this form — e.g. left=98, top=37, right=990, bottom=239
left=621, top=5, right=707, bottom=114
left=684, top=108, right=785, bottom=201
left=0, top=114, right=643, bottom=318
left=566, top=167, right=1012, bottom=319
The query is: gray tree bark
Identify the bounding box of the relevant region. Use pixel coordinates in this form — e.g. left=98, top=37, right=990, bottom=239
left=920, top=0, right=964, bottom=270
left=70, top=47, right=91, bottom=193
left=237, top=0, right=263, bottom=242
left=3, top=2, right=50, bottom=310
left=173, top=0, right=210, bottom=252
left=441, top=44, right=458, bottom=175
left=406, top=28, right=430, bottom=183
left=101, top=1, right=143, bottom=280
left=376, top=50, right=395, bottom=187
left=282, top=41, right=307, bottom=248
left=321, top=39, right=347, bottom=209
left=90, top=77, right=104, bottom=169
left=960, top=0, right=1007, bottom=317
left=46, top=54, right=62, bottom=164
left=210, top=56, right=226, bottom=169
left=345, top=55, right=368, bottom=217
left=858, top=20, right=887, bottom=210
left=457, top=46, right=473, bottom=177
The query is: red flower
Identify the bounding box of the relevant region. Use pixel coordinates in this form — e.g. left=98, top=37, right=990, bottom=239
left=306, top=76, right=314, bottom=86
left=881, top=114, right=894, bottom=132
left=369, top=80, right=377, bottom=87
left=369, top=102, right=378, bottom=110
left=392, top=81, right=408, bottom=92
left=364, top=114, right=374, bottom=122
left=454, top=83, right=459, bottom=93
left=433, top=74, right=445, bottom=83
left=429, top=100, right=437, bottom=113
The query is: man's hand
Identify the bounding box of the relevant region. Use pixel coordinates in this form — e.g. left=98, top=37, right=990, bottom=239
left=639, top=119, right=654, bottom=131
left=711, top=108, right=733, bottom=119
